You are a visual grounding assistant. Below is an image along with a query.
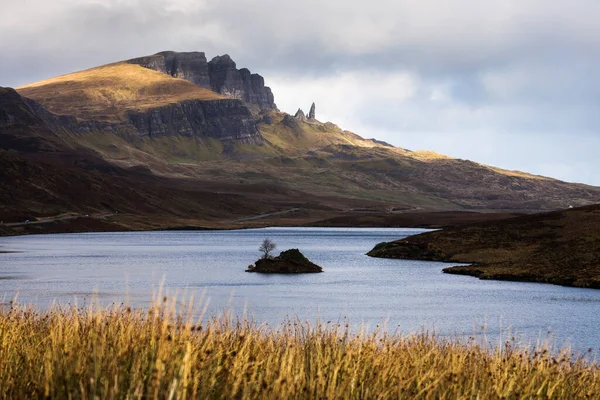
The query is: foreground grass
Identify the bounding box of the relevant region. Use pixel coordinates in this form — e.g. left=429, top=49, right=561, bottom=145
left=1, top=299, right=599, bottom=399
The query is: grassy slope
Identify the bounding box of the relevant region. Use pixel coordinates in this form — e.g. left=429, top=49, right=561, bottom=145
left=368, top=204, right=600, bottom=288
left=33, top=107, right=600, bottom=213
left=135, top=114, right=589, bottom=211
left=1, top=300, right=598, bottom=399
left=1, top=86, right=480, bottom=234
left=9, top=60, right=600, bottom=217
left=17, top=63, right=224, bottom=122
left=246, top=118, right=599, bottom=210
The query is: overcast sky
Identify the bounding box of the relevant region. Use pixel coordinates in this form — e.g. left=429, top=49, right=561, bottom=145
left=2, top=0, right=599, bottom=184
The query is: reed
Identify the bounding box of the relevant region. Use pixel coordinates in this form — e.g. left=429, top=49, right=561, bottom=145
left=0, top=296, right=598, bottom=399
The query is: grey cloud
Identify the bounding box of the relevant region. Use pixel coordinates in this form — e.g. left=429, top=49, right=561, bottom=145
left=1, top=0, right=599, bottom=183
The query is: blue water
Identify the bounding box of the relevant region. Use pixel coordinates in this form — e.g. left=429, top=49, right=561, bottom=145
left=1, top=227, right=599, bottom=356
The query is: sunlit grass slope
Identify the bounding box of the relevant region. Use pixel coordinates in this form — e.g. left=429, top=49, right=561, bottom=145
left=1, top=299, right=598, bottom=399
left=17, top=63, right=225, bottom=122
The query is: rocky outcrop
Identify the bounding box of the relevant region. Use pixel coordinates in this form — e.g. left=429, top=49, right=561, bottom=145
left=127, top=52, right=277, bottom=111
left=0, top=88, right=67, bottom=153
left=18, top=89, right=262, bottom=145
left=208, top=55, right=276, bottom=111
left=0, top=88, right=41, bottom=127
left=246, top=249, right=323, bottom=273
left=294, top=108, right=307, bottom=121
left=127, top=99, right=260, bottom=143
left=308, top=102, right=316, bottom=120
left=128, top=51, right=211, bottom=89
left=282, top=114, right=303, bottom=136
left=259, top=113, right=273, bottom=125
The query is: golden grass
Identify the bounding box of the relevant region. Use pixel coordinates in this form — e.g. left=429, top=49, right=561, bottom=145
left=17, top=63, right=224, bottom=122
left=1, top=296, right=598, bottom=399
left=259, top=114, right=397, bottom=156
left=408, top=150, right=453, bottom=160
left=487, top=166, right=551, bottom=181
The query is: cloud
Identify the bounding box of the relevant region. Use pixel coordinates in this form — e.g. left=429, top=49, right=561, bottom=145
left=1, top=0, right=599, bottom=184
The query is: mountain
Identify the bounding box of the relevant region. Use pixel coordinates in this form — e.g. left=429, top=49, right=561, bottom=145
left=17, top=62, right=261, bottom=146
left=0, top=87, right=282, bottom=231
left=126, top=51, right=276, bottom=112
left=2, top=51, right=600, bottom=234
left=367, top=204, right=600, bottom=289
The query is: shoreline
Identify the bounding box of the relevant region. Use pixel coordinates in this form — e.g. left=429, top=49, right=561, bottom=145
left=367, top=204, right=600, bottom=290
left=0, top=210, right=521, bottom=238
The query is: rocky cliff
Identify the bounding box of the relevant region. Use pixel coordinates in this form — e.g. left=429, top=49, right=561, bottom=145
left=3, top=87, right=262, bottom=149
left=208, top=55, right=276, bottom=111
left=0, top=87, right=42, bottom=128
left=30, top=96, right=261, bottom=146
left=127, top=98, right=260, bottom=144
left=127, top=51, right=276, bottom=112
left=0, top=87, right=64, bottom=153
left=127, top=51, right=211, bottom=89
left=308, top=102, right=316, bottom=120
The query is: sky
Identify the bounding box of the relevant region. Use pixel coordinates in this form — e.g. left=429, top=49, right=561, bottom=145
left=1, top=0, right=600, bottom=184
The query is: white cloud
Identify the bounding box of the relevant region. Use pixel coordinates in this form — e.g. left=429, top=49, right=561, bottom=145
left=269, top=71, right=417, bottom=123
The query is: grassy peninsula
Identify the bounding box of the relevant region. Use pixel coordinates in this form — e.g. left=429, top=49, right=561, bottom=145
left=368, top=204, right=600, bottom=289
left=1, top=299, right=599, bottom=399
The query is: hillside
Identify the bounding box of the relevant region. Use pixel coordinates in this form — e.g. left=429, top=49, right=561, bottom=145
left=17, top=63, right=225, bottom=122
left=0, top=87, right=343, bottom=233
left=59, top=103, right=600, bottom=212
left=367, top=204, right=600, bottom=289
left=2, top=50, right=600, bottom=236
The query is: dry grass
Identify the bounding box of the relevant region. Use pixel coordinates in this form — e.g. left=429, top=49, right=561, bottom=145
left=407, top=150, right=453, bottom=160
left=259, top=114, right=382, bottom=155
left=1, top=296, right=598, bottom=399
left=487, top=166, right=550, bottom=181
left=17, top=63, right=224, bottom=122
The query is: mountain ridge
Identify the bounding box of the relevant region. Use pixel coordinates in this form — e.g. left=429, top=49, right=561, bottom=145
left=2, top=51, right=600, bottom=236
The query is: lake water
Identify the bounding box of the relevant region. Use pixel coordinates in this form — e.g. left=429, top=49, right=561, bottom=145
left=1, top=227, right=600, bottom=356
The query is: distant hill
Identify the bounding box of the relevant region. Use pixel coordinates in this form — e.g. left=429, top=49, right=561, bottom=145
left=2, top=51, right=600, bottom=235
left=368, top=204, right=600, bottom=289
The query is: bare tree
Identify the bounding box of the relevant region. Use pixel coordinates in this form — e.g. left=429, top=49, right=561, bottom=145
left=259, top=238, right=276, bottom=259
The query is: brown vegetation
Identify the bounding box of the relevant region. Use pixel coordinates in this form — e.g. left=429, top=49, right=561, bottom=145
left=368, top=205, right=600, bottom=288
left=1, top=298, right=599, bottom=399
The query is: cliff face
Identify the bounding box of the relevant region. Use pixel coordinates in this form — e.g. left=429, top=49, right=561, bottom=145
left=127, top=99, right=260, bottom=144
left=127, top=51, right=276, bottom=111
left=0, top=88, right=65, bottom=154
left=0, top=88, right=41, bottom=128
left=4, top=87, right=261, bottom=146
left=127, top=51, right=211, bottom=89
left=208, top=55, right=276, bottom=111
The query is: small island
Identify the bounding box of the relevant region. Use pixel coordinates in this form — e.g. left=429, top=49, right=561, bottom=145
left=247, top=248, right=323, bottom=274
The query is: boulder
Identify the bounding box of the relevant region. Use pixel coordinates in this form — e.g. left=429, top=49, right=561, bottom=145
left=282, top=114, right=304, bottom=136
left=246, top=249, right=323, bottom=273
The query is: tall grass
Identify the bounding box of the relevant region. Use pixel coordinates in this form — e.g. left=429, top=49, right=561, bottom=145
left=0, top=296, right=598, bottom=399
